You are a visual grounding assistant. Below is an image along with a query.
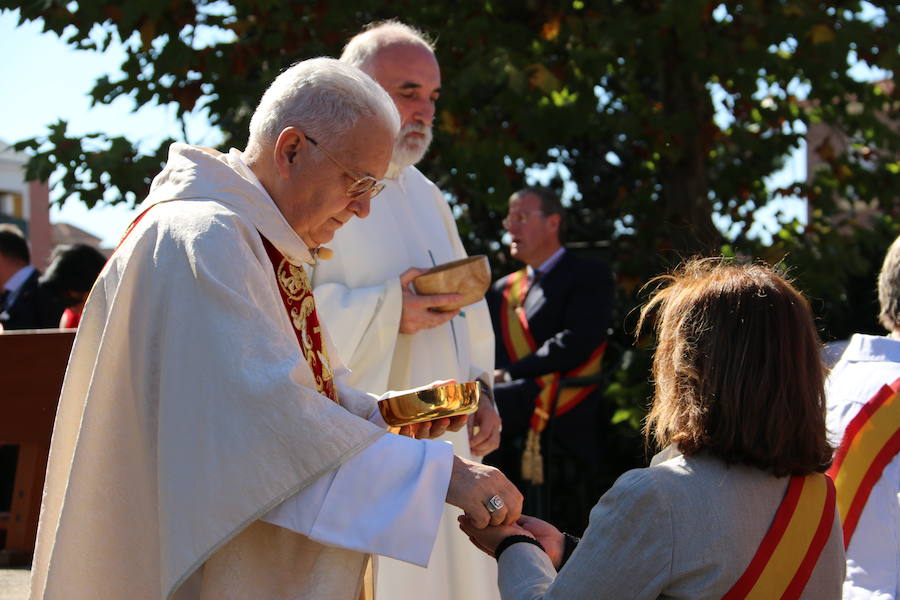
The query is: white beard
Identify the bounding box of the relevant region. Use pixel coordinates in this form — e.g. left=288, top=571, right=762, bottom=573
left=389, top=123, right=433, bottom=172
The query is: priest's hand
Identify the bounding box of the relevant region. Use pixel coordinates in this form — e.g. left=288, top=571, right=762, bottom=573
left=399, top=414, right=468, bottom=439
left=398, top=268, right=462, bottom=334
left=457, top=515, right=531, bottom=557
left=395, top=379, right=468, bottom=439
left=445, top=456, right=523, bottom=528
left=468, top=400, right=501, bottom=457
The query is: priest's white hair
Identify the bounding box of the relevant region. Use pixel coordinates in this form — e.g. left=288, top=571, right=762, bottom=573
left=248, top=57, right=399, bottom=148
left=340, top=20, right=435, bottom=73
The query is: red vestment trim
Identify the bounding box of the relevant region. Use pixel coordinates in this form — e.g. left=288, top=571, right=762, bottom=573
left=260, top=235, right=339, bottom=405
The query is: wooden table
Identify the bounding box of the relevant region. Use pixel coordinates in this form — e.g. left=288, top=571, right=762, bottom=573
left=0, top=330, right=74, bottom=565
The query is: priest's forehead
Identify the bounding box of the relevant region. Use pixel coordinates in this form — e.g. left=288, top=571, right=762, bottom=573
left=369, top=43, right=441, bottom=97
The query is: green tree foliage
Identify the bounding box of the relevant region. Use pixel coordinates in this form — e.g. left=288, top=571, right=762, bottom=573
left=5, top=0, right=899, bottom=438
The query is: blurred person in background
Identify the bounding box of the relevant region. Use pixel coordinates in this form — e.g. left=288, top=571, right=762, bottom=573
left=0, top=223, right=65, bottom=330
left=40, top=243, right=107, bottom=328
left=485, top=187, right=617, bottom=534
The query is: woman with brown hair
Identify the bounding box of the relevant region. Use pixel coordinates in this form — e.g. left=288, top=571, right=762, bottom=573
left=461, top=259, right=845, bottom=599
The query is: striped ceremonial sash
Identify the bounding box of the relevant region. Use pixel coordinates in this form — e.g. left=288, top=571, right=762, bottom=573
left=827, top=377, right=900, bottom=548
left=723, top=473, right=836, bottom=600
left=499, top=268, right=606, bottom=483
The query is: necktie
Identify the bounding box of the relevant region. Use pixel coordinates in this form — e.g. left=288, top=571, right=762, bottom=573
left=525, top=269, right=541, bottom=299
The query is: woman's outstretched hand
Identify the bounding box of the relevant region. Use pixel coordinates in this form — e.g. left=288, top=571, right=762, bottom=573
left=516, top=514, right=565, bottom=568
left=458, top=515, right=531, bottom=557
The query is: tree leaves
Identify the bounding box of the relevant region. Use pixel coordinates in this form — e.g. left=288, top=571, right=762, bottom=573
left=4, top=0, right=898, bottom=432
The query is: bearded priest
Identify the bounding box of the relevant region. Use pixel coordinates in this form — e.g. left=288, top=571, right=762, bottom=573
left=311, top=22, right=503, bottom=600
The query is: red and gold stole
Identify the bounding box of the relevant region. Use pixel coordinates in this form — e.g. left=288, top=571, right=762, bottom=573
left=260, top=235, right=339, bottom=405
left=827, top=377, right=900, bottom=548
left=499, top=268, right=606, bottom=484
left=261, top=237, right=375, bottom=599
left=723, top=473, right=836, bottom=600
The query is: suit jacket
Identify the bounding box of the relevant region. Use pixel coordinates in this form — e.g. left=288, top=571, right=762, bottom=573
left=1, top=269, right=65, bottom=330
left=486, top=250, right=614, bottom=457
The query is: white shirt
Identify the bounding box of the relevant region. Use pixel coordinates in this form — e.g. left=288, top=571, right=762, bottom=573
left=527, top=246, right=566, bottom=281
left=826, top=333, right=900, bottom=600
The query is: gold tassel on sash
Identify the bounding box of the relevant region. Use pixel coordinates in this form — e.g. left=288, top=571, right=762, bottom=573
left=521, top=429, right=545, bottom=485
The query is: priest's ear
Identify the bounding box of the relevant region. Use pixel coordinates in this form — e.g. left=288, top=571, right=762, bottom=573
left=273, top=127, right=308, bottom=178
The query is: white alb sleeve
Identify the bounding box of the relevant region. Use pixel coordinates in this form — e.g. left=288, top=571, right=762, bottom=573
left=261, top=432, right=453, bottom=566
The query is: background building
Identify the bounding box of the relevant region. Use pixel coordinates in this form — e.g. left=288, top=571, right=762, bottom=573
left=0, top=140, right=52, bottom=268
left=0, top=140, right=110, bottom=266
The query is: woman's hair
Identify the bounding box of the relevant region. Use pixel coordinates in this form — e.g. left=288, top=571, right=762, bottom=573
left=637, top=258, right=832, bottom=476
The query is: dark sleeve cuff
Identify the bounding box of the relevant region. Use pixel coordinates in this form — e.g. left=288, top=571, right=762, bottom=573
left=477, top=378, right=496, bottom=408
left=504, top=364, right=519, bottom=380
left=560, top=532, right=580, bottom=568
left=495, top=534, right=545, bottom=560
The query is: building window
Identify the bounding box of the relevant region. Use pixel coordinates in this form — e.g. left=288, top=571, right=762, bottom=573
left=0, top=190, right=24, bottom=218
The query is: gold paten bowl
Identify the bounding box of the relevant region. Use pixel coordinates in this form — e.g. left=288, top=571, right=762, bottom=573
left=378, top=381, right=480, bottom=427
left=412, top=255, right=491, bottom=312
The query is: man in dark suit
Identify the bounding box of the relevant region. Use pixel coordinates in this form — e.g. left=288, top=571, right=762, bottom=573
left=0, top=224, right=65, bottom=330
left=485, top=187, right=616, bottom=533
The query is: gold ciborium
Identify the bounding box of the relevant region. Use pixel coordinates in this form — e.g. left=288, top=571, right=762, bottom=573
left=378, top=381, right=480, bottom=427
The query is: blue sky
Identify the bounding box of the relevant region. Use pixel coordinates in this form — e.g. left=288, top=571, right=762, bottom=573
left=0, top=9, right=221, bottom=246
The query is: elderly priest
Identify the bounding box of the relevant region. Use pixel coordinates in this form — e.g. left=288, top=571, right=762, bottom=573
left=29, top=58, right=522, bottom=600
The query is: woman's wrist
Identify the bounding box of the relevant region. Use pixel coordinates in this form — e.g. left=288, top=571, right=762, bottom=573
left=559, top=532, right=581, bottom=569
left=494, top=534, right=545, bottom=560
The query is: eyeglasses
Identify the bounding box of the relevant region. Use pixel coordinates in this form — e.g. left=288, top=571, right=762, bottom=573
left=304, top=135, right=386, bottom=199
left=502, top=210, right=545, bottom=229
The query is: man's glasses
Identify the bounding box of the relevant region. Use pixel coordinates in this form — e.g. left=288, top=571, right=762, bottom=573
left=305, top=135, right=386, bottom=199
left=502, top=210, right=545, bottom=229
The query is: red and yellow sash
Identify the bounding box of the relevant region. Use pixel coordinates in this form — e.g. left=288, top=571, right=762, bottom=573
left=499, top=268, right=606, bottom=484
left=260, top=235, right=339, bottom=405
left=723, top=473, right=836, bottom=600
left=827, top=377, right=900, bottom=548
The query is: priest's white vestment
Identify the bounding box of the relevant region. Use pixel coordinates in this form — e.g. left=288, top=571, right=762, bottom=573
left=29, top=144, right=453, bottom=600
left=312, top=165, right=501, bottom=600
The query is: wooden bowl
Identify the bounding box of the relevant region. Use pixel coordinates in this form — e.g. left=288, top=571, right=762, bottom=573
left=412, top=255, right=490, bottom=312
left=378, top=381, right=480, bottom=427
